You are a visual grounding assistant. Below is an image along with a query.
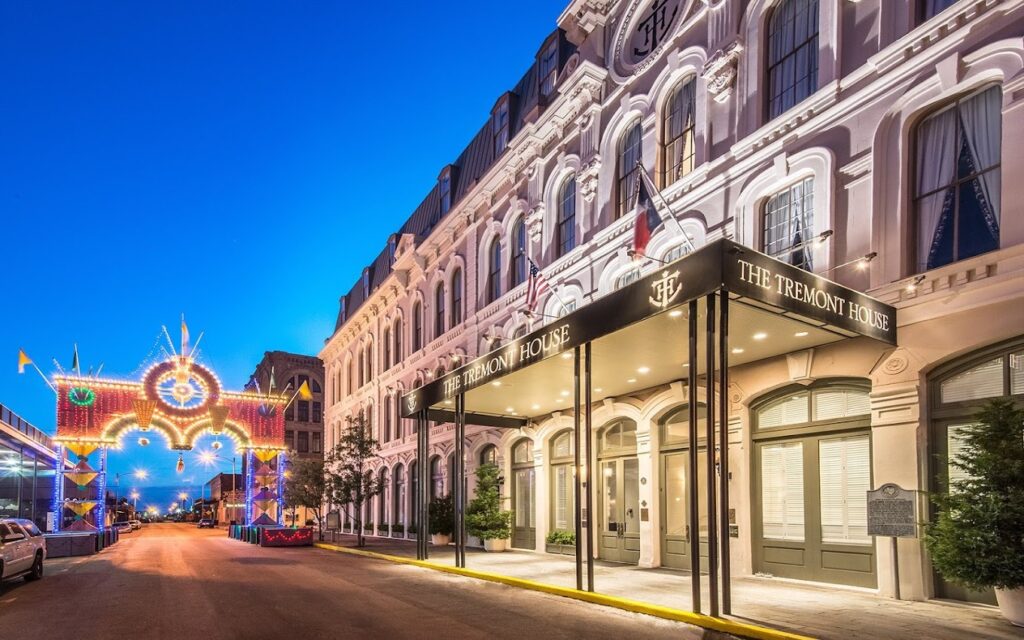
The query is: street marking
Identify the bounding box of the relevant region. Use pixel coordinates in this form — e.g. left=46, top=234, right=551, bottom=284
left=313, top=542, right=816, bottom=640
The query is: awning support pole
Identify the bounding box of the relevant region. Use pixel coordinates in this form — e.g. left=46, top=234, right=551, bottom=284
left=573, top=346, right=583, bottom=591
left=688, top=299, right=701, bottom=614
left=706, top=293, right=719, bottom=617
left=418, top=409, right=429, bottom=561
left=584, top=341, right=595, bottom=593
left=455, top=393, right=466, bottom=568
left=719, top=290, right=732, bottom=614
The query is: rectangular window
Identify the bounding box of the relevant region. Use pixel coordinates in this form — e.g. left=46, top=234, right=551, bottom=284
left=763, top=177, right=815, bottom=270
left=440, top=173, right=451, bottom=215
left=494, top=102, right=510, bottom=155
left=819, top=435, right=871, bottom=544
left=760, top=441, right=805, bottom=541
left=285, top=430, right=294, bottom=449
left=297, top=400, right=310, bottom=423
left=553, top=464, right=573, bottom=530
left=539, top=40, right=558, bottom=97
left=947, top=424, right=975, bottom=489
left=920, top=0, right=958, bottom=21
left=914, top=86, right=1002, bottom=273
left=313, top=432, right=322, bottom=454
left=766, top=0, right=819, bottom=120
left=297, top=431, right=310, bottom=453
left=312, top=401, right=322, bottom=423
left=285, top=403, right=295, bottom=422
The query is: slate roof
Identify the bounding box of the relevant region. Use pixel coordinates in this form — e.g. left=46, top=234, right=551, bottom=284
left=332, top=29, right=575, bottom=336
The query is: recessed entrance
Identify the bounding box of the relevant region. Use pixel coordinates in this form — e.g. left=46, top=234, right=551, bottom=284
left=659, top=405, right=707, bottom=571
left=598, top=419, right=640, bottom=564
left=511, top=438, right=536, bottom=549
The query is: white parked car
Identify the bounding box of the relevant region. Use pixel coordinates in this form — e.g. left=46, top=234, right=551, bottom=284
left=0, top=519, right=46, bottom=586
left=129, top=520, right=142, bottom=531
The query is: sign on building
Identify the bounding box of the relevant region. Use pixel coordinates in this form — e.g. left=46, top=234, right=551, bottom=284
left=867, top=483, right=918, bottom=538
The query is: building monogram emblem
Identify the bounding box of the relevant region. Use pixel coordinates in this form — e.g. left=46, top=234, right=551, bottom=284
left=633, top=0, right=679, bottom=58
left=406, top=393, right=417, bottom=414
left=649, top=270, right=682, bottom=308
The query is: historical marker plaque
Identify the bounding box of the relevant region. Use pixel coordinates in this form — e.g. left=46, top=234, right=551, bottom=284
left=867, top=483, right=918, bottom=538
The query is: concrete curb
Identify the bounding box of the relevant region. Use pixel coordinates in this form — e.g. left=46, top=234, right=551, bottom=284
left=313, top=542, right=816, bottom=640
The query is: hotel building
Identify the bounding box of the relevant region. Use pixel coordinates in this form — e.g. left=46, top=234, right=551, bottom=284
left=319, top=0, right=1024, bottom=607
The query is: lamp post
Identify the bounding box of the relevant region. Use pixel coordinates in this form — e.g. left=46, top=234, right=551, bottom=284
left=197, top=450, right=238, bottom=524
left=130, top=491, right=140, bottom=514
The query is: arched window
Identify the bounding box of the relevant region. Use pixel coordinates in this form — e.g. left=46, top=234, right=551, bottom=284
left=600, top=418, right=638, bottom=453
left=762, top=177, right=815, bottom=270
left=434, top=283, right=446, bottom=338
left=412, top=301, right=423, bottom=352
left=479, top=444, right=498, bottom=466
left=557, top=176, right=576, bottom=257
left=511, top=218, right=527, bottom=288
left=347, top=358, right=354, bottom=394
left=378, top=467, right=389, bottom=528
left=616, top=266, right=642, bottom=290
left=392, top=463, right=405, bottom=529
left=766, top=0, right=819, bottom=120
left=383, top=398, right=392, bottom=442
left=550, top=430, right=575, bottom=532
left=393, top=317, right=403, bottom=364
left=451, top=268, right=463, bottom=325
left=364, top=405, right=373, bottom=439
left=487, top=237, right=502, bottom=303
left=914, top=85, right=1002, bottom=273
left=430, top=455, right=443, bottom=499
left=394, top=393, right=403, bottom=439
left=617, top=121, right=643, bottom=219
left=512, top=439, right=533, bottom=464
left=357, top=349, right=365, bottom=388
left=751, top=382, right=874, bottom=587
left=382, top=326, right=391, bottom=370
left=661, top=77, right=696, bottom=186
left=365, top=338, right=374, bottom=382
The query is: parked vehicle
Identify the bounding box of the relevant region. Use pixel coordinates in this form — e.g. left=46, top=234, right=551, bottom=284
left=0, top=519, right=46, bottom=587
left=112, top=521, right=132, bottom=533
left=129, top=520, right=142, bottom=530
left=197, top=518, right=215, bottom=529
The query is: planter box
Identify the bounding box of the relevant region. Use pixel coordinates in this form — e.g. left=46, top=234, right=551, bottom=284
left=260, top=527, right=313, bottom=547
left=545, top=543, right=575, bottom=556
left=391, top=531, right=404, bottom=538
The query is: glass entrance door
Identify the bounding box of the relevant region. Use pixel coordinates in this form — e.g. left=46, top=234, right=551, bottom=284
left=660, top=449, right=708, bottom=571
left=599, top=458, right=640, bottom=564
left=512, top=467, right=535, bottom=549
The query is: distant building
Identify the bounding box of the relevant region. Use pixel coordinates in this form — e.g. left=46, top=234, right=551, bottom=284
left=249, top=351, right=325, bottom=526
left=0, top=404, right=65, bottom=531
left=204, top=472, right=244, bottom=524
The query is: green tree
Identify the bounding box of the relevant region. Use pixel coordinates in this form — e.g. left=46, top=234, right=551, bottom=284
left=283, top=453, right=327, bottom=540
left=926, top=400, right=1024, bottom=591
left=325, top=414, right=383, bottom=547
left=466, top=463, right=512, bottom=541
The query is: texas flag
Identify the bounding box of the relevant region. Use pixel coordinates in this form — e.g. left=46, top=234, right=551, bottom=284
left=631, top=171, right=664, bottom=259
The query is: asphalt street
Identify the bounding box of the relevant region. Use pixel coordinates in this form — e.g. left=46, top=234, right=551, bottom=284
left=0, top=524, right=712, bottom=639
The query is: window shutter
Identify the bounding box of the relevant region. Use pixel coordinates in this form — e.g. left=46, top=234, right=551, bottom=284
left=761, top=442, right=805, bottom=541
left=819, top=435, right=871, bottom=544
left=554, top=465, right=570, bottom=530
left=813, top=388, right=870, bottom=421
left=941, top=357, right=1004, bottom=403
left=758, top=392, right=810, bottom=429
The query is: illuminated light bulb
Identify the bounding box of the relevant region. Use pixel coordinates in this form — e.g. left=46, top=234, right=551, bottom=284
left=668, top=310, right=683, bottom=318
left=752, top=332, right=767, bottom=341
left=211, top=441, right=222, bottom=450
left=627, top=378, right=637, bottom=383
left=794, top=331, right=809, bottom=338
left=138, top=437, right=150, bottom=447
left=637, top=366, right=650, bottom=374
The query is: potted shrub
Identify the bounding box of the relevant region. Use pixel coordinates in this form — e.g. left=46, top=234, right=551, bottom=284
left=926, top=400, right=1024, bottom=626
left=391, top=523, right=404, bottom=538
left=545, top=529, right=575, bottom=556
left=407, top=524, right=417, bottom=539
left=466, top=463, right=512, bottom=552
left=363, top=522, right=373, bottom=534
left=377, top=522, right=389, bottom=536
left=429, top=494, right=454, bottom=545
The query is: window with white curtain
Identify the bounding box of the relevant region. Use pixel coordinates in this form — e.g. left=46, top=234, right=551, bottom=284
left=487, top=238, right=502, bottom=303
left=819, top=435, right=871, bottom=544
left=940, top=356, right=1004, bottom=403
left=557, top=176, right=576, bottom=257
left=763, top=177, right=815, bottom=270
left=661, top=77, right=696, bottom=186
left=761, top=441, right=805, bottom=541
left=550, top=431, right=574, bottom=531
left=914, top=85, right=1002, bottom=273
left=617, top=121, right=643, bottom=219
left=766, top=0, right=819, bottom=120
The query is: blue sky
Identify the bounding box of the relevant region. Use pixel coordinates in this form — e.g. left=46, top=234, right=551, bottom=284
left=0, top=0, right=566, bottom=489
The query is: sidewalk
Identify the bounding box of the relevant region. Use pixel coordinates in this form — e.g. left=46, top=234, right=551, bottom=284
left=318, top=533, right=1019, bottom=640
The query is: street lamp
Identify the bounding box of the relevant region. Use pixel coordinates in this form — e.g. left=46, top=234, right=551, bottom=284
left=134, top=469, right=149, bottom=481
left=130, top=490, right=140, bottom=513
left=196, top=450, right=238, bottom=524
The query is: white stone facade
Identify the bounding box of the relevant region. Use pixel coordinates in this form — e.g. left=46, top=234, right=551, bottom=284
left=320, top=0, right=1024, bottom=602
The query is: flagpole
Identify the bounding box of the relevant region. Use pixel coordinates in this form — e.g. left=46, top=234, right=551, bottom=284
left=528, top=255, right=572, bottom=315
left=161, top=326, right=178, bottom=356
left=637, top=161, right=695, bottom=253
left=31, top=362, right=57, bottom=394
left=51, top=358, right=66, bottom=376
left=189, top=332, right=204, bottom=358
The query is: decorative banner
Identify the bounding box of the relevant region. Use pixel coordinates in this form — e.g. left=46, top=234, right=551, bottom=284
left=65, top=442, right=98, bottom=460
left=66, top=471, right=98, bottom=489
left=64, top=501, right=98, bottom=517
left=66, top=519, right=97, bottom=532
left=253, top=448, right=278, bottom=463
left=209, top=404, right=230, bottom=433
left=133, top=398, right=157, bottom=430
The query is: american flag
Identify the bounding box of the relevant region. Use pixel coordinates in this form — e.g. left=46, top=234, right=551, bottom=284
left=525, top=257, right=550, bottom=312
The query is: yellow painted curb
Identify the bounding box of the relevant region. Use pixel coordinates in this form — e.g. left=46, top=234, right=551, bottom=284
left=313, top=542, right=816, bottom=640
